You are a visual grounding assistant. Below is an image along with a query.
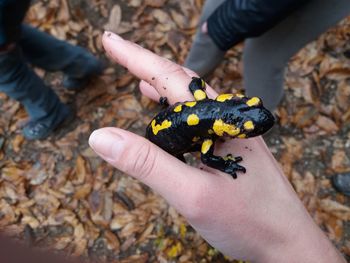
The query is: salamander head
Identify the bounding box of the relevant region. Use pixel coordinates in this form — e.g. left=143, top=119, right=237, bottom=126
left=220, top=96, right=275, bottom=138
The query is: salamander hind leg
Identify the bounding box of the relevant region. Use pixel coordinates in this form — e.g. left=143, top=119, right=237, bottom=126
left=200, top=139, right=246, bottom=179
left=176, top=154, right=186, bottom=163
left=189, top=77, right=208, bottom=101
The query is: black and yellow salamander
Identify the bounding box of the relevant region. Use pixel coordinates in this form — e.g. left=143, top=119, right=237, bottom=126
left=146, top=77, right=275, bottom=178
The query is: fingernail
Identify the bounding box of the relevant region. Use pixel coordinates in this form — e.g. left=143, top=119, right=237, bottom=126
left=89, top=129, right=124, bottom=160
left=104, top=31, right=124, bottom=41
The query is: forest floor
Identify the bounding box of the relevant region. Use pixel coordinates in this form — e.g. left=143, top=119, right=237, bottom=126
left=0, top=0, right=349, bottom=262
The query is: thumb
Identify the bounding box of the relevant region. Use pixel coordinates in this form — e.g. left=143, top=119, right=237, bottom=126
left=88, top=127, right=207, bottom=209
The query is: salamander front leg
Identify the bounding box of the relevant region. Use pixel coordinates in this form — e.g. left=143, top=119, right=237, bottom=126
left=159, top=96, right=169, bottom=107
left=200, top=139, right=246, bottom=179
left=189, top=77, right=207, bottom=101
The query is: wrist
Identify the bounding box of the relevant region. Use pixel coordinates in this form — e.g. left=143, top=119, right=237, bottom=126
left=259, top=210, right=345, bottom=263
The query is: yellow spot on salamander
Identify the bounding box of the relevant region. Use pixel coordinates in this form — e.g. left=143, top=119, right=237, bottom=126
left=235, top=93, right=245, bottom=98
left=216, top=94, right=234, bottom=102
left=213, top=119, right=240, bottom=137
left=237, top=134, right=247, bottom=139
left=151, top=119, right=172, bottom=135
left=194, top=90, right=207, bottom=101
left=174, top=104, right=182, bottom=112
left=201, top=139, right=213, bottom=154
left=185, top=101, right=197, bottom=107
left=246, top=97, right=261, bottom=107
left=201, top=78, right=206, bottom=88
left=244, top=120, right=255, bottom=130
left=187, top=114, right=199, bottom=126
left=223, top=154, right=235, bottom=161
left=192, top=136, right=200, bottom=142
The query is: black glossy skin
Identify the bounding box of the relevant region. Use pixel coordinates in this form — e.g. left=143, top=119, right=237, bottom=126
left=146, top=77, right=275, bottom=178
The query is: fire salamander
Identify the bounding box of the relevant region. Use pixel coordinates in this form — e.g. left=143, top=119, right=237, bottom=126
left=146, top=77, right=275, bottom=178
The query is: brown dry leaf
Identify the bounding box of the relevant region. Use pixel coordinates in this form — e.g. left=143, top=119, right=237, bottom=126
left=103, top=192, right=113, bottom=222
left=21, top=216, right=40, bottom=229
left=152, top=9, right=174, bottom=28
left=119, top=254, right=149, bottom=263
left=335, top=80, right=350, bottom=111
left=319, top=199, right=350, bottom=221
left=292, top=106, right=318, bottom=128
left=52, top=237, right=71, bottom=250
left=137, top=223, right=155, bottom=244
left=11, top=135, right=24, bottom=153
left=0, top=200, right=17, bottom=225
left=292, top=171, right=316, bottom=195
left=120, top=222, right=142, bottom=238
left=72, top=238, right=87, bottom=257
left=34, top=192, right=61, bottom=214
left=291, top=171, right=317, bottom=211
left=322, top=66, right=350, bottom=80
left=324, top=215, right=344, bottom=242
left=74, top=155, right=88, bottom=185
left=2, top=184, right=19, bottom=203
left=1, top=165, right=25, bottom=183
left=145, top=0, right=166, bottom=8
left=300, top=79, right=315, bottom=104
left=110, top=214, right=136, bottom=231
left=316, top=115, right=339, bottom=134
left=57, top=0, right=70, bottom=22
left=74, top=183, right=92, bottom=200
left=116, top=74, right=135, bottom=88
left=25, top=2, right=47, bottom=25
left=46, top=209, right=77, bottom=226
left=279, top=137, right=304, bottom=179
left=104, top=4, right=122, bottom=33
left=25, top=163, right=49, bottom=186
left=170, top=10, right=187, bottom=29
left=104, top=230, right=120, bottom=250
left=167, top=30, right=186, bottom=54
left=74, top=223, right=85, bottom=240
left=68, top=21, right=85, bottom=33
left=120, top=235, right=136, bottom=251
left=331, top=150, right=350, bottom=172
left=128, top=0, right=142, bottom=7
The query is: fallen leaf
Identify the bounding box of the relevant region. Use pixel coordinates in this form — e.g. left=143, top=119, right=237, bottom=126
left=316, top=115, right=339, bottom=133
left=104, top=4, right=122, bottom=33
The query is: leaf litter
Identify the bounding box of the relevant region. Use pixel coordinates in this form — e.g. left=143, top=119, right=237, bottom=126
left=0, top=0, right=349, bottom=261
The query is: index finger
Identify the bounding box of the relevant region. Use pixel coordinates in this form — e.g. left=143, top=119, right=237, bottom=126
left=102, top=31, right=217, bottom=103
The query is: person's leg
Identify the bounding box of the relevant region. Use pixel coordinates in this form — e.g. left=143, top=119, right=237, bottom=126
left=0, top=46, right=70, bottom=139
left=19, top=24, right=103, bottom=89
left=243, top=0, right=350, bottom=112
left=184, top=0, right=226, bottom=77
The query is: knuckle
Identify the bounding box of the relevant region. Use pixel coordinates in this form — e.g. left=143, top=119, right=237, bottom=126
left=153, top=60, right=184, bottom=83
left=124, top=142, right=157, bottom=180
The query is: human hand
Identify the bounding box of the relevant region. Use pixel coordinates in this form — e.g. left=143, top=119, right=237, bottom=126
left=89, top=31, right=345, bottom=263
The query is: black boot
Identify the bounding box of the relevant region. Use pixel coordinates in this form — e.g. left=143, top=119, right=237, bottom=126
left=332, top=172, right=350, bottom=196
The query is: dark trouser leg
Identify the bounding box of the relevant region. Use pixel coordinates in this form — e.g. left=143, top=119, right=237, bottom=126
left=0, top=47, right=67, bottom=126
left=243, top=0, right=350, bottom=112
left=184, top=0, right=226, bottom=77
left=19, top=24, right=101, bottom=79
